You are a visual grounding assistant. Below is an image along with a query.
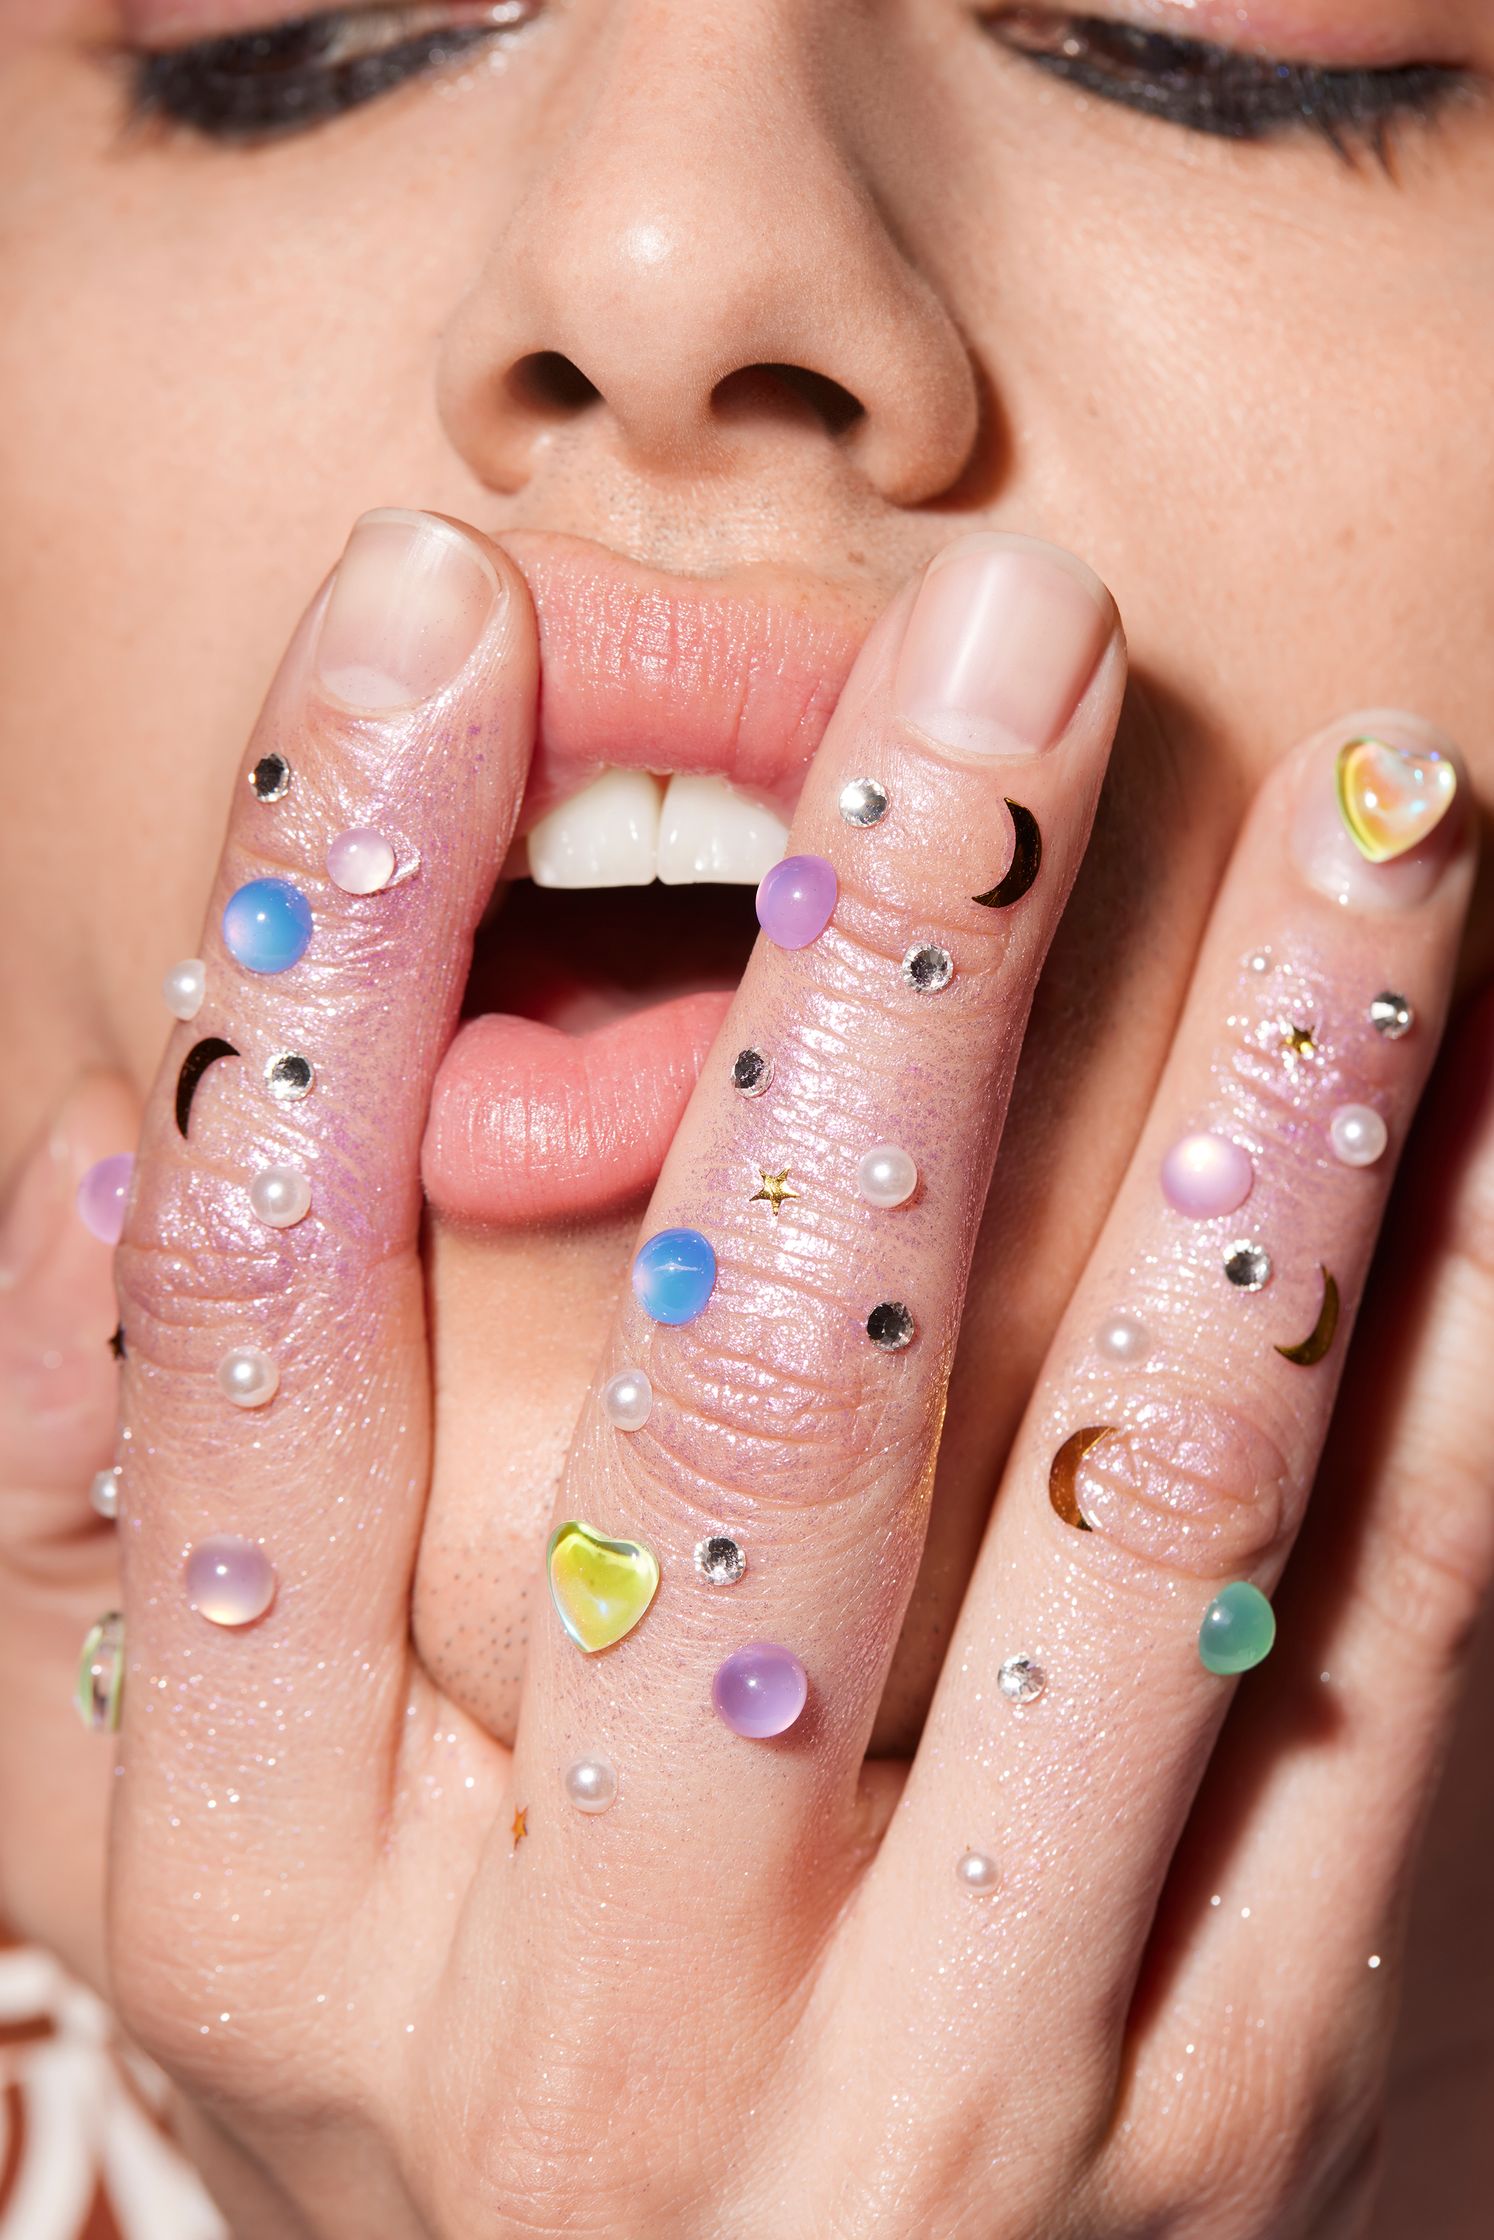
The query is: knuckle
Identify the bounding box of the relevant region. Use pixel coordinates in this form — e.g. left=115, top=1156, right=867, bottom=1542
left=1356, top=1456, right=1494, bottom=1661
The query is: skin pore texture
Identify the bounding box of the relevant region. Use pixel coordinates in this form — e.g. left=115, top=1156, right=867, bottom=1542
left=1, top=0, right=1493, bottom=2230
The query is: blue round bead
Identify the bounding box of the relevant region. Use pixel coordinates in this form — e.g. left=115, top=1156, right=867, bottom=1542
left=632, top=1227, right=717, bottom=1327
left=222, top=878, right=313, bottom=976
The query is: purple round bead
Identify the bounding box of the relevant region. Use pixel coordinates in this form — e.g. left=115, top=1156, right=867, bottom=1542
left=755, top=854, right=837, bottom=951
left=1160, top=1131, right=1253, bottom=1219
left=712, top=1642, right=808, bottom=1738
left=185, top=1535, right=277, bottom=1629
left=75, top=1154, right=134, bottom=1245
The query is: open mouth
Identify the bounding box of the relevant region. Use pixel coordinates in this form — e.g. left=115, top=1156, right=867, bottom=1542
left=420, top=533, right=868, bottom=1227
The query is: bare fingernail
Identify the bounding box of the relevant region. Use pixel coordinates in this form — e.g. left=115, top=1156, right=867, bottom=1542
left=1290, top=712, right=1466, bottom=913
left=893, top=532, right=1114, bottom=759
left=314, top=509, right=500, bottom=713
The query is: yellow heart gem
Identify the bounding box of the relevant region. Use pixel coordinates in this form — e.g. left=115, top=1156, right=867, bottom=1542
left=547, top=1520, right=660, bottom=1653
left=1335, top=736, right=1456, bottom=864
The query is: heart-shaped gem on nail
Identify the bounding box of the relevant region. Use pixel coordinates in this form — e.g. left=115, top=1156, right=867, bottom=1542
left=547, top=1520, right=660, bottom=1653
left=1335, top=736, right=1457, bottom=864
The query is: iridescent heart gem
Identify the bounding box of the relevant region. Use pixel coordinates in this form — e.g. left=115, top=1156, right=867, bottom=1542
left=1335, top=736, right=1457, bottom=864
left=547, top=1520, right=660, bottom=1653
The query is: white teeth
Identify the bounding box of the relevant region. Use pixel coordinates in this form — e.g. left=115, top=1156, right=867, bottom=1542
left=525, top=768, right=789, bottom=888
left=527, top=768, right=661, bottom=889
left=657, top=773, right=789, bottom=886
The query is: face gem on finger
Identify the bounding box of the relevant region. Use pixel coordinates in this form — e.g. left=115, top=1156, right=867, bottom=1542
left=856, top=1145, right=918, bottom=1209
left=89, top=1466, right=121, bottom=1521
left=695, top=1534, right=746, bottom=1586
left=185, top=1536, right=277, bottom=1628
left=1273, top=1267, right=1340, bottom=1366
left=955, top=1850, right=1001, bottom=1895
left=108, top=1324, right=126, bottom=1360
left=1095, top=1312, right=1150, bottom=1365
left=1048, top=1424, right=1113, bottom=1531
left=839, top=775, right=890, bottom=827
left=902, top=943, right=954, bottom=994
left=176, top=1036, right=241, bottom=1136
left=249, top=752, right=292, bottom=802
left=162, top=958, right=206, bottom=1020
left=217, top=1346, right=279, bottom=1408
left=327, top=828, right=397, bottom=894
left=1329, top=1104, right=1388, bottom=1166
left=866, top=1301, right=915, bottom=1350
left=265, top=1051, right=315, bottom=1101
left=732, top=1047, right=773, bottom=1097
left=511, top=1806, right=528, bottom=1848
left=1160, top=1132, right=1253, bottom=1219
left=711, top=1643, right=808, bottom=1737
left=1369, top=990, right=1413, bottom=1039
left=223, top=877, right=313, bottom=975
left=547, top=1521, right=661, bottom=1653
left=601, top=1369, right=653, bottom=1430
left=564, top=1758, right=618, bottom=1815
left=632, top=1227, right=717, bottom=1325
left=249, top=1165, right=312, bottom=1228
left=749, top=1167, right=800, bottom=1218
left=971, top=799, right=1042, bottom=908
left=756, top=853, right=838, bottom=949
left=1279, top=1020, right=1318, bottom=1066
left=1198, top=1581, right=1276, bottom=1674
left=75, top=1154, right=134, bottom=1244
left=996, top=1654, right=1046, bottom=1706
left=74, top=1612, right=125, bottom=1733
left=1223, top=1241, right=1272, bottom=1291
left=1335, top=735, right=1457, bottom=863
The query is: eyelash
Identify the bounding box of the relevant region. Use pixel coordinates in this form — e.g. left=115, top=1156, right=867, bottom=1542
left=127, top=1, right=1471, bottom=155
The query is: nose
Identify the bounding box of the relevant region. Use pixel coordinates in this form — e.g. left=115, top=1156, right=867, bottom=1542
left=437, top=5, right=980, bottom=509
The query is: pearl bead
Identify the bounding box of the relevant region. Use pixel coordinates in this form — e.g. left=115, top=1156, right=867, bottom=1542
left=89, top=1467, right=120, bottom=1520
left=955, top=1850, right=1001, bottom=1895
left=1160, top=1132, right=1253, bottom=1219
left=755, top=854, right=837, bottom=950
left=1329, top=1104, right=1388, bottom=1168
left=856, top=1144, right=918, bottom=1209
left=1096, top=1312, right=1150, bottom=1365
left=162, top=958, right=206, bottom=1021
left=249, top=1166, right=312, bottom=1228
left=75, top=1155, right=134, bottom=1245
left=712, top=1643, right=808, bottom=1738
left=632, top=1228, right=717, bottom=1327
left=327, top=828, right=397, bottom=895
left=185, top=1536, right=276, bottom=1628
left=217, top=1347, right=279, bottom=1409
left=564, top=1757, right=618, bottom=1814
left=222, top=877, right=313, bottom=976
left=601, top=1369, right=652, bottom=1431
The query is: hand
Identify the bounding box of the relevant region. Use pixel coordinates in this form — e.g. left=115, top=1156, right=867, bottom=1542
left=5, top=511, right=1492, bottom=2237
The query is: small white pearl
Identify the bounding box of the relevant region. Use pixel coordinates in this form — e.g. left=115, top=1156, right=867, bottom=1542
left=564, top=1757, right=618, bottom=1814
left=857, top=1144, right=918, bottom=1210
left=1096, top=1312, right=1150, bottom=1365
left=162, top=959, right=205, bottom=1021
left=1329, top=1104, right=1388, bottom=1168
left=249, top=1166, right=312, bottom=1228
left=89, top=1467, right=121, bottom=1520
left=217, top=1347, right=279, bottom=1409
left=601, top=1369, right=652, bottom=1431
left=955, top=1850, right=1000, bottom=1895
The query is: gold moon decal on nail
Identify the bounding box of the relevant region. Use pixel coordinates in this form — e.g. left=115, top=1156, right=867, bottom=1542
left=1274, top=1267, right=1340, bottom=1366
left=1048, top=1424, right=1115, bottom=1531
left=176, top=1036, right=240, bottom=1137
left=973, top=800, right=1042, bottom=909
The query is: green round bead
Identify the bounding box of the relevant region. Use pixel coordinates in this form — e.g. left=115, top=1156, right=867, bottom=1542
left=1198, top=1581, right=1276, bottom=1675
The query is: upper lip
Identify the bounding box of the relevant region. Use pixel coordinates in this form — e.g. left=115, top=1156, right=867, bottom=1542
left=498, top=530, right=876, bottom=833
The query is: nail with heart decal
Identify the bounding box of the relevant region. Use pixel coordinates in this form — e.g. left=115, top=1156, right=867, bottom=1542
left=1335, top=735, right=1457, bottom=863
left=547, top=1520, right=661, bottom=1653
left=1292, top=714, right=1465, bottom=914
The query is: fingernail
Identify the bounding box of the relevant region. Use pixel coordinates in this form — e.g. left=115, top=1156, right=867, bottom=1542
left=314, top=509, right=500, bottom=713
left=893, top=532, right=1114, bottom=758
left=1290, top=712, right=1466, bottom=913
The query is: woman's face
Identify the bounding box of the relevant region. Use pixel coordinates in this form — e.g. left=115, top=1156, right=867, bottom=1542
left=4, top=0, right=1491, bottom=1744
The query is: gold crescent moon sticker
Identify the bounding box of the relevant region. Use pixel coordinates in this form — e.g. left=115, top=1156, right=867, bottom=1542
left=1274, top=1267, right=1340, bottom=1366
left=1048, top=1424, right=1115, bottom=1531
left=973, top=800, right=1042, bottom=909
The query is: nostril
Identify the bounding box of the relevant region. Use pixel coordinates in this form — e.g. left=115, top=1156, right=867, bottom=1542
left=509, top=351, right=602, bottom=417
left=712, top=363, right=865, bottom=439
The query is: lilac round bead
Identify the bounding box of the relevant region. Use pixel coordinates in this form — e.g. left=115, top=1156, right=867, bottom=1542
left=1160, top=1132, right=1253, bottom=1219
left=184, top=1535, right=276, bottom=1628
left=755, top=854, right=837, bottom=951
left=712, top=1642, right=808, bottom=1738
left=76, top=1154, right=134, bottom=1245
left=327, top=828, right=396, bottom=895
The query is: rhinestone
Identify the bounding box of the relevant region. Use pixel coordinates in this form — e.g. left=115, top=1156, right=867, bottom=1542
left=89, top=1467, right=121, bottom=1521
left=839, top=775, right=889, bottom=827
left=265, top=1050, right=315, bottom=1101
left=902, top=943, right=954, bottom=994
left=997, top=1654, right=1047, bottom=1706
left=249, top=752, right=291, bottom=802
left=74, top=1612, right=125, bottom=1734
left=732, top=1047, right=773, bottom=1097
left=867, top=1300, right=915, bottom=1350
left=694, top=1534, right=747, bottom=1586
left=1369, top=991, right=1413, bottom=1040
left=1223, top=1241, right=1271, bottom=1291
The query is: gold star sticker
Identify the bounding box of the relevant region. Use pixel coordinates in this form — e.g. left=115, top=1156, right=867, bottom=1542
left=511, top=1806, right=528, bottom=1849
left=1281, top=1021, right=1317, bottom=1063
left=749, top=1167, right=801, bottom=1218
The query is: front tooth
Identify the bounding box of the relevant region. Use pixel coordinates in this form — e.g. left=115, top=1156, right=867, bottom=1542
left=527, top=769, right=662, bottom=888
left=656, top=773, right=790, bottom=885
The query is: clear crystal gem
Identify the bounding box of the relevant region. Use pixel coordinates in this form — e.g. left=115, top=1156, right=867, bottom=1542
left=732, top=1047, right=772, bottom=1097
left=264, top=1050, right=315, bottom=1101
left=867, top=1301, right=915, bottom=1350
left=902, top=943, right=953, bottom=994
left=1369, top=991, right=1413, bottom=1040
left=1223, top=1240, right=1271, bottom=1291
left=249, top=752, right=291, bottom=802
left=839, top=776, right=889, bottom=827
left=694, top=1534, right=746, bottom=1586
left=997, top=1654, right=1046, bottom=1706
